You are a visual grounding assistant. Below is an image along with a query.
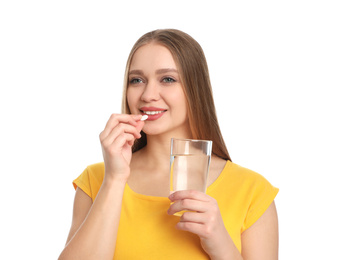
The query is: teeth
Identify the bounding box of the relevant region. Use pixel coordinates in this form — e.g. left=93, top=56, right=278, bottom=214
left=142, top=110, right=165, bottom=115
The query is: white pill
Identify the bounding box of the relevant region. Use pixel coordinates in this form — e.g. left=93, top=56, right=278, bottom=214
left=141, top=115, right=148, bottom=121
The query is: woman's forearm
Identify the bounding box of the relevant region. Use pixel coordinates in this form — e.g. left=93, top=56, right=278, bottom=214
left=58, top=178, right=126, bottom=260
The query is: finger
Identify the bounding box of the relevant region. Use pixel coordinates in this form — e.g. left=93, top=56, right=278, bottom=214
left=100, top=114, right=141, bottom=140
left=168, top=190, right=210, bottom=202
left=135, top=120, right=145, bottom=133
left=175, top=221, right=207, bottom=238
left=167, top=199, right=209, bottom=215
left=109, top=133, right=135, bottom=151
left=101, top=123, right=142, bottom=148
left=103, top=133, right=135, bottom=158
left=179, top=211, right=209, bottom=224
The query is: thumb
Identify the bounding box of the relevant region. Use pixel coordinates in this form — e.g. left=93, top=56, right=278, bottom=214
left=135, top=120, right=145, bottom=133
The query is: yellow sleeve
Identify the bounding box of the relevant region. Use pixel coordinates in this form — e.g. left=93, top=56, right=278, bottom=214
left=241, top=173, right=279, bottom=232
left=72, top=162, right=105, bottom=201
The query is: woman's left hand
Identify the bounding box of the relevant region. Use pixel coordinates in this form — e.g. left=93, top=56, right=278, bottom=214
left=168, top=190, right=237, bottom=260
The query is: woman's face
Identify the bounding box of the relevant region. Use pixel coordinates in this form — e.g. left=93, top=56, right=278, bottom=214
left=127, top=43, right=191, bottom=138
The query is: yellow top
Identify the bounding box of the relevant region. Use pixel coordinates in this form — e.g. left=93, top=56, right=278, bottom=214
left=73, top=161, right=278, bottom=259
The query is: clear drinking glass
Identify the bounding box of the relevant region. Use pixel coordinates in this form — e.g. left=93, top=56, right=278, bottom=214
left=170, top=138, right=212, bottom=215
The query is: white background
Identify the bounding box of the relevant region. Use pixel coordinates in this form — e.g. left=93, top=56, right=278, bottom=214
left=1, top=0, right=337, bottom=259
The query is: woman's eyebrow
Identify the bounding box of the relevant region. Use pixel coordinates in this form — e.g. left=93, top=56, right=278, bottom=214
left=156, top=68, right=178, bottom=75
left=129, top=68, right=178, bottom=76
left=129, top=70, right=144, bottom=76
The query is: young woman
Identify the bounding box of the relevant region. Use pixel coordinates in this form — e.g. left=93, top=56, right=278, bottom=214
left=59, top=29, right=279, bottom=260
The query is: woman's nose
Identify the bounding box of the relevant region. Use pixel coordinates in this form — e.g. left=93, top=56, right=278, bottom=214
left=141, top=80, right=160, bottom=102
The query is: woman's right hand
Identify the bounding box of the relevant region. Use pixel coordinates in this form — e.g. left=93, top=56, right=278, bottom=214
left=99, top=114, right=144, bottom=182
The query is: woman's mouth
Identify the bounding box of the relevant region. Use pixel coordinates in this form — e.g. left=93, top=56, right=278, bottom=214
left=141, top=110, right=166, bottom=115
left=140, top=107, right=167, bottom=120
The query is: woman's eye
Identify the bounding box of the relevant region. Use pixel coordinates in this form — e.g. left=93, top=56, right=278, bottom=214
left=129, top=78, right=143, bottom=84
left=162, top=77, right=176, bottom=83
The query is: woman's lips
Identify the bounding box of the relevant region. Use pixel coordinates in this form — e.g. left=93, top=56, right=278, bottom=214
left=140, top=107, right=167, bottom=121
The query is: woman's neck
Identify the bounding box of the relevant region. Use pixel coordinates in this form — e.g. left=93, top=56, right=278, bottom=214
left=140, top=135, right=171, bottom=169
left=134, top=131, right=190, bottom=169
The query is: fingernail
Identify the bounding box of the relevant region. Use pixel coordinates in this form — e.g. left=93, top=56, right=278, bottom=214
left=140, top=115, right=148, bottom=121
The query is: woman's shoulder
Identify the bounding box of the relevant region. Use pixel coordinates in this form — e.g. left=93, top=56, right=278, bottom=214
left=85, top=162, right=105, bottom=184
left=226, top=161, right=269, bottom=183
left=86, top=162, right=105, bottom=174
left=209, top=158, right=271, bottom=189
left=224, top=161, right=279, bottom=198
left=225, top=161, right=279, bottom=232
left=73, top=162, right=105, bottom=200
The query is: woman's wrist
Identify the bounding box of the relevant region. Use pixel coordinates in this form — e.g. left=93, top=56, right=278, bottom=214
left=102, top=171, right=129, bottom=187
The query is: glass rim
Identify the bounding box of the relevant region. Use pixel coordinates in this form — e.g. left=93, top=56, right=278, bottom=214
left=171, top=138, right=212, bottom=144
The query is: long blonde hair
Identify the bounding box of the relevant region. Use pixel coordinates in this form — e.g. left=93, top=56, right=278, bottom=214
left=121, top=29, right=231, bottom=161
